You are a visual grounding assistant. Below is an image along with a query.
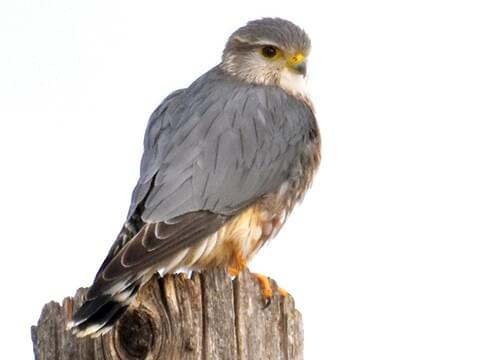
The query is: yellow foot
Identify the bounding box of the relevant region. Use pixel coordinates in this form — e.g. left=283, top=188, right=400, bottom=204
left=252, top=272, right=273, bottom=307
left=227, top=254, right=247, bottom=277
left=227, top=265, right=241, bottom=277
left=278, top=287, right=289, bottom=298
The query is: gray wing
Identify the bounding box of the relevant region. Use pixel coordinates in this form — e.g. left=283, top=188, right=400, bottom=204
left=90, top=67, right=314, bottom=296
left=131, top=67, right=314, bottom=221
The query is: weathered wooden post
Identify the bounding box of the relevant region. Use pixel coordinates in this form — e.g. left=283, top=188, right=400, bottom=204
left=32, top=268, right=303, bottom=359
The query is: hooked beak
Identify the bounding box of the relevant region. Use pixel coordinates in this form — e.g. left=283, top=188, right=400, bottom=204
left=287, top=52, right=307, bottom=77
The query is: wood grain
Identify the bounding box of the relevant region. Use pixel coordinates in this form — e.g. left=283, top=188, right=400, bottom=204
left=32, top=267, right=303, bottom=359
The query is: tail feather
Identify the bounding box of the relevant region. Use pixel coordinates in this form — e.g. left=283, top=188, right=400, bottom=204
left=67, top=282, right=140, bottom=337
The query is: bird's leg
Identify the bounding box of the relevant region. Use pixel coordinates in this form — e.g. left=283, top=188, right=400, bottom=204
left=227, top=253, right=247, bottom=277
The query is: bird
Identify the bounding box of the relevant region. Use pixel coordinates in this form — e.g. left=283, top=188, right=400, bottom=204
left=68, top=17, right=320, bottom=338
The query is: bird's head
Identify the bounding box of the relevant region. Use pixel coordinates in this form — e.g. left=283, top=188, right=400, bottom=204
left=221, top=18, right=311, bottom=98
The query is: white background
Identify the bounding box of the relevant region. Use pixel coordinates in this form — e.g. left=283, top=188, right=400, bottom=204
left=1, top=1, right=479, bottom=359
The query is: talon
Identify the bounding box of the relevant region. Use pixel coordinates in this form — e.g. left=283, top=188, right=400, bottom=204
left=264, top=296, right=272, bottom=308
left=253, top=272, right=273, bottom=307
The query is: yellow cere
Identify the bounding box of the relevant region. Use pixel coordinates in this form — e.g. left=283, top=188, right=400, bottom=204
left=288, top=52, right=305, bottom=65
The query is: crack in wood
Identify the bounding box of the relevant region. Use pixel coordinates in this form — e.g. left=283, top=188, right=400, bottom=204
left=32, top=267, right=303, bottom=360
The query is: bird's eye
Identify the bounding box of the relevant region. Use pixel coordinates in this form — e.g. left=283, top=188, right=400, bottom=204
left=261, top=46, right=278, bottom=58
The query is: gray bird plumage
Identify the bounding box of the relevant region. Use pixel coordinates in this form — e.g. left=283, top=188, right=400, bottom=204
left=88, top=65, right=315, bottom=295
left=132, top=66, right=314, bottom=222
left=69, top=17, right=319, bottom=337
left=224, top=18, right=311, bottom=54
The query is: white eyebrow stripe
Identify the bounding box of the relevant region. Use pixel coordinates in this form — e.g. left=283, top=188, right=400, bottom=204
left=233, top=35, right=282, bottom=49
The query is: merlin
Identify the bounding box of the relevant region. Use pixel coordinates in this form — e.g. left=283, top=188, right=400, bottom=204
left=69, top=17, right=320, bottom=337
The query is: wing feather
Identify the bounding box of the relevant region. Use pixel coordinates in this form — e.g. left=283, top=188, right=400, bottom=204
left=90, top=66, right=316, bottom=297
left=88, top=211, right=229, bottom=296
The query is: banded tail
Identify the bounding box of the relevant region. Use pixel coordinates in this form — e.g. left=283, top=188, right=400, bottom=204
left=67, top=217, right=145, bottom=338
left=67, top=204, right=230, bottom=337
left=67, top=279, right=141, bottom=337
